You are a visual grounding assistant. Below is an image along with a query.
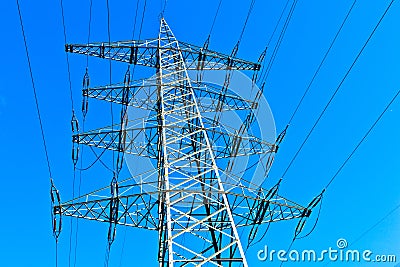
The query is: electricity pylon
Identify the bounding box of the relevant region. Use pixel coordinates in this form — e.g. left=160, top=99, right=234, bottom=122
left=52, top=18, right=319, bottom=266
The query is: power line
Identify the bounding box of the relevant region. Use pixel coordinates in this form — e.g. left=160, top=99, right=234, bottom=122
left=60, top=0, right=75, bottom=113
left=290, top=86, right=400, bottom=263
left=236, top=0, right=256, bottom=49
left=86, top=0, right=93, bottom=68
left=105, top=0, right=115, bottom=170
left=283, top=90, right=399, bottom=260
left=137, top=0, right=147, bottom=40
left=16, top=0, right=56, bottom=266
left=266, top=0, right=291, bottom=48
left=259, top=0, right=298, bottom=85
left=72, top=1, right=93, bottom=260
left=104, top=1, right=114, bottom=266
left=323, top=202, right=400, bottom=267
left=17, top=0, right=53, bottom=180
left=251, top=0, right=294, bottom=127
left=119, top=2, right=147, bottom=266
left=205, top=0, right=223, bottom=44
left=325, top=88, right=400, bottom=189
left=287, top=0, right=357, bottom=125
left=73, top=0, right=94, bottom=256
left=350, top=203, right=400, bottom=247
left=131, top=0, right=141, bottom=40
left=256, top=0, right=291, bottom=97
left=59, top=2, right=81, bottom=265
left=279, top=3, right=396, bottom=257
left=281, top=0, right=395, bottom=179
left=76, top=145, right=112, bottom=171
left=160, top=0, right=167, bottom=17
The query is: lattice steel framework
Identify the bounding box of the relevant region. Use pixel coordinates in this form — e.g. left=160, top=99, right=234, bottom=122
left=52, top=18, right=320, bottom=267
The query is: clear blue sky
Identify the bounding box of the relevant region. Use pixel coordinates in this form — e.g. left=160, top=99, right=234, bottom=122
left=1, top=0, right=399, bottom=266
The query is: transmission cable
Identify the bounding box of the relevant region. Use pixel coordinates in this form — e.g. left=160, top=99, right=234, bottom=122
left=350, top=202, right=400, bottom=247
left=59, top=1, right=83, bottom=265
left=325, top=88, right=400, bottom=190
left=104, top=1, right=115, bottom=265
left=321, top=101, right=400, bottom=267
left=71, top=3, right=94, bottom=266
left=106, top=0, right=115, bottom=172
left=210, top=0, right=257, bottom=124
left=86, top=0, right=93, bottom=68
left=250, top=0, right=296, bottom=136
left=118, top=0, right=140, bottom=266
left=237, top=0, right=256, bottom=48
left=259, top=0, right=298, bottom=85
left=279, top=3, right=395, bottom=263
left=255, top=0, right=290, bottom=85
left=245, top=0, right=292, bottom=133
left=137, top=0, right=147, bottom=41
left=232, top=0, right=256, bottom=54
left=160, top=0, right=167, bottom=17
left=322, top=205, right=400, bottom=267
left=282, top=87, right=400, bottom=267
left=204, top=0, right=222, bottom=45
left=287, top=0, right=357, bottom=125
left=281, top=0, right=394, bottom=179
left=60, top=0, right=75, bottom=114
left=131, top=0, right=141, bottom=41
left=16, top=0, right=56, bottom=265
left=17, top=1, right=53, bottom=180
left=266, top=0, right=291, bottom=48
left=75, top=145, right=113, bottom=171
left=118, top=2, right=147, bottom=266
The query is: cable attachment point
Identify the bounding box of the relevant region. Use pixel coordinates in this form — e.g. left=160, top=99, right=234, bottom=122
left=264, top=153, right=275, bottom=177
left=251, top=82, right=266, bottom=112
left=114, top=66, right=132, bottom=175
left=252, top=47, right=267, bottom=84
left=275, top=124, right=289, bottom=152
left=122, top=66, right=131, bottom=105
left=82, top=68, right=90, bottom=118
left=247, top=179, right=282, bottom=246
left=263, top=125, right=288, bottom=177
left=71, top=113, right=79, bottom=134
left=108, top=177, right=119, bottom=246
left=293, top=189, right=325, bottom=240
left=231, top=41, right=240, bottom=60
left=50, top=179, right=62, bottom=240
left=196, top=41, right=208, bottom=81
left=203, top=35, right=210, bottom=51
left=71, top=114, right=80, bottom=166
left=124, top=65, right=131, bottom=83
left=260, top=82, right=266, bottom=94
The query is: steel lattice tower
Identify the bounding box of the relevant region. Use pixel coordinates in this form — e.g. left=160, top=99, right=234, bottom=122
left=51, top=18, right=319, bottom=266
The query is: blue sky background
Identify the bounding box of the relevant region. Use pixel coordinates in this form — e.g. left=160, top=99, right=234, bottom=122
left=1, top=0, right=400, bottom=266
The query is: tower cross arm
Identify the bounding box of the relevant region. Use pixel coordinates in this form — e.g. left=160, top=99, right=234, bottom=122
left=53, top=181, right=309, bottom=229
left=65, top=39, right=260, bottom=70
left=73, top=125, right=275, bottom=159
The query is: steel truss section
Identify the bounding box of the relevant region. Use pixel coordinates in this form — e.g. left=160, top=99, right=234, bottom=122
left=72, top=123, right=275, bottom=160
left=83, top=79, right=257, bottom=112
left=54, top=175, right=309, bottom=230
left=65, top=40, right=260, bottom=71
left=151, top=18, right=248, bottom=266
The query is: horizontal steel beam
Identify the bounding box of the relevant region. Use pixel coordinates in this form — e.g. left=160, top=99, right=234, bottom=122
left=54, top=180, right=308, bottom=230
left=66, top=39, right=260, bottom=70
left=84, top=79, right=256, bottom=112
left=73, top=125, right=275, bottom=159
